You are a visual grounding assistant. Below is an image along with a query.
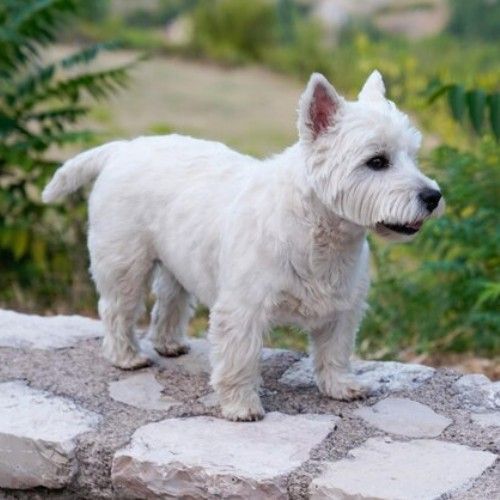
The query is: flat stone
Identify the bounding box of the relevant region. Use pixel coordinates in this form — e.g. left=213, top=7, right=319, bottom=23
left=310, top=438, right=497, bottom=500
left=109, top=372, right=180, bottom=411
left=279, top=357, right=435, bottom=394
left=170, top=338, right=210, bottom=375
left=354, top=397, right=452, bottom=437
left=112, top=412, right=338, bottom=499
left=454, top=374, right=500, bottom=410
left=471, top=412, right=500, bottom=429
left=0, top=309, right=103, bottom=350
left=0, top=381, right=99, bottom=489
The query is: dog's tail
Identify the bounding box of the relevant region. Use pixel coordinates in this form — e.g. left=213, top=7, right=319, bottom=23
left=42, top=140, right=126, bottom=203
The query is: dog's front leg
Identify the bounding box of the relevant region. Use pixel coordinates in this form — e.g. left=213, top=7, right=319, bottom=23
left=208, top=305, right=265, bottom=421
left=310, top=310, right=366, bottom=400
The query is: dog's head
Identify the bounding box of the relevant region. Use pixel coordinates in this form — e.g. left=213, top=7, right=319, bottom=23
left=297, top=71, right=444, bottom=241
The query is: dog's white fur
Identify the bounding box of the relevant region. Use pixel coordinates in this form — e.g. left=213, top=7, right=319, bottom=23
left=43, top=71, right=444, bottom=421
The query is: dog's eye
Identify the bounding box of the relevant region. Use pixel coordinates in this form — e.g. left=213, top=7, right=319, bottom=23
left=366, top=155, right=389, bottom=170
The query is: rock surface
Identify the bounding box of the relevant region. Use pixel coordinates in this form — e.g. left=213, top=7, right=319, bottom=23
left=0, top=309, right=103, bottom=349
left=354, top=397, right=452, bottom=437
left=0, top=380, right=99, bottom=489
left=310, top=438, right=497, bottom=500
left=454, top=374, right=500, bottom=410
left=471, top=412, right=500, bottom=429
left=279, top=356, right=435, bottom=394
left=108, top=372, right=181, bottom=411
left=0, top=309, right=498, bottom=499
left=112, top=412, right=338, bottom=499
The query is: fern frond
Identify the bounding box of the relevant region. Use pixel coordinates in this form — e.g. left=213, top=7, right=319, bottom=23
left=25, top=106, right=88, bottom=124
left=0, top=0, right=76, bottom=75
left=5, top=42, right=127, bottom=107
left=60, top=41, right=122, bottom=69
left=17, top=64, right=132, bottom=111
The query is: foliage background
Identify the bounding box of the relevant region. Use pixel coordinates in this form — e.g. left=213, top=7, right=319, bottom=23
left=1, top=0, right=498, bottom=374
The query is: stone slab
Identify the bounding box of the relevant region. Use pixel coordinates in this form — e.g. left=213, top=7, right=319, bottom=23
left=0, top=381, right=99, bottom=489
left=108, top=372, right=181, bottom=411
left=310, top=437, right=497, bottom=500
left=112, top=412, right=338, bottom=499
left=0, top=309, right=103, bottom=350
left=279, top=356, right=435, bottom=394
left=471, top=412, right=500, bottom=429
left=354, top=397, right=452, bottom=437
left=454, top=374, right=500, bottom=410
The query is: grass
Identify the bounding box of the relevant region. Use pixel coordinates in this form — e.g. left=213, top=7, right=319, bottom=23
left=70, top=48, right=302, bottom=157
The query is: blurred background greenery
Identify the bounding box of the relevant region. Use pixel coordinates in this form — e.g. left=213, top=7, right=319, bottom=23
left=1, top=0, right=498, bottom=377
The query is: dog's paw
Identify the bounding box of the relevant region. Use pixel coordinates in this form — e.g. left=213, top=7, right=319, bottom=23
left=317, top=372, right=367, bottom=401
left=154, top=341, right=190, bottom=358
left=103, top=341, right=152, bottom=370
left=221, top=394, right=265, bottom=422
left=112, top=353, right=152, bottom=370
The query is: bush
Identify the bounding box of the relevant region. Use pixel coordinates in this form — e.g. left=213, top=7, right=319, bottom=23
left=0, top=0, right=134, bottom=312
left=190, top=0, right=278, bottom=64
left=361, top=139, right=500, bottom=358
left=264, top=19, right=333, bottom=79
left=447, top=0, right=500, bottom=42
left=124, top=0, right=198, bottom=28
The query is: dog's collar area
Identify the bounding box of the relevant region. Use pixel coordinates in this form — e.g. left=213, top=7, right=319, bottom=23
left=378, top=221, right=423, bottom=235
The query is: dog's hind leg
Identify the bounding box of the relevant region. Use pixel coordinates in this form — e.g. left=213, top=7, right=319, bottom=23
left=147, top=265, right=192, bottom=357
left=208, top=302, right=265, bottom=421
left=91, top=241, right=153, bottom=370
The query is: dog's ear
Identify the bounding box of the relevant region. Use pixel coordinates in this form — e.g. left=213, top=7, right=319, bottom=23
left=298, top=73, right=343, bottom=142
left=358, top=70, right=386, bottom=101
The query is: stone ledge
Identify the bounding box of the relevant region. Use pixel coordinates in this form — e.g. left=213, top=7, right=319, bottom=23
left=0, top=380, right=100, bottom=489
left=112, top=413, right=338, bottom=499
left=0, top=309, right=498, bottom=499
left=0, top=309, right=103, bottom=350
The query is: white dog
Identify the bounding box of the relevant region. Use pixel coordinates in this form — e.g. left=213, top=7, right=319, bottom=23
left=43, top=71, right=444, bottom=421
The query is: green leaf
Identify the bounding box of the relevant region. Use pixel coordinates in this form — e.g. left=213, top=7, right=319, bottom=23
left=426, top=82, right=451, bottom=104
left=31, top=237, right=47, bottom=268
left=60, top=41, right=122, bottom=69
left=0, top=111, right=17, bottom=135
left=26, top=106, right=88, bottom=125
left=12, top=228, right=29, bottom=260
left=466, top=89, right=486, bottom=134
left=447, top=84, right=466, bottom=122
left=488, top=93, right=500, bottom=140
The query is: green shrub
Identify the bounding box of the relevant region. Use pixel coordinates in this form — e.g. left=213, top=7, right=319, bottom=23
left=264, top=19, right=333, bottom=79
left=190, top=0, right=278, bottom=64
left=124, top=0, right=198, bottom=28
left=447, top=0, right=500, bottom=42
left=0, top=0, right=134, bottom=311
left=77, top=0, right=110, bottom=23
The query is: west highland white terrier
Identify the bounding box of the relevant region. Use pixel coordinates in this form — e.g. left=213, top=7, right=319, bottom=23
left=43, top=71, right=444, bottom=421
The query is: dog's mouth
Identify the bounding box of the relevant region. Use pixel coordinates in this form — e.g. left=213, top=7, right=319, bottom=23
left=377, top=220, right=424, bottom=235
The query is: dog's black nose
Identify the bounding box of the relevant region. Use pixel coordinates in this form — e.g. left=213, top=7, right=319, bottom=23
left=419, top=188, right=441, bottom=212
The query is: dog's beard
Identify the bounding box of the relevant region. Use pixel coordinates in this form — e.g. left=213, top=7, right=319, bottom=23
left=337, top=189, right=440, bottom=241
